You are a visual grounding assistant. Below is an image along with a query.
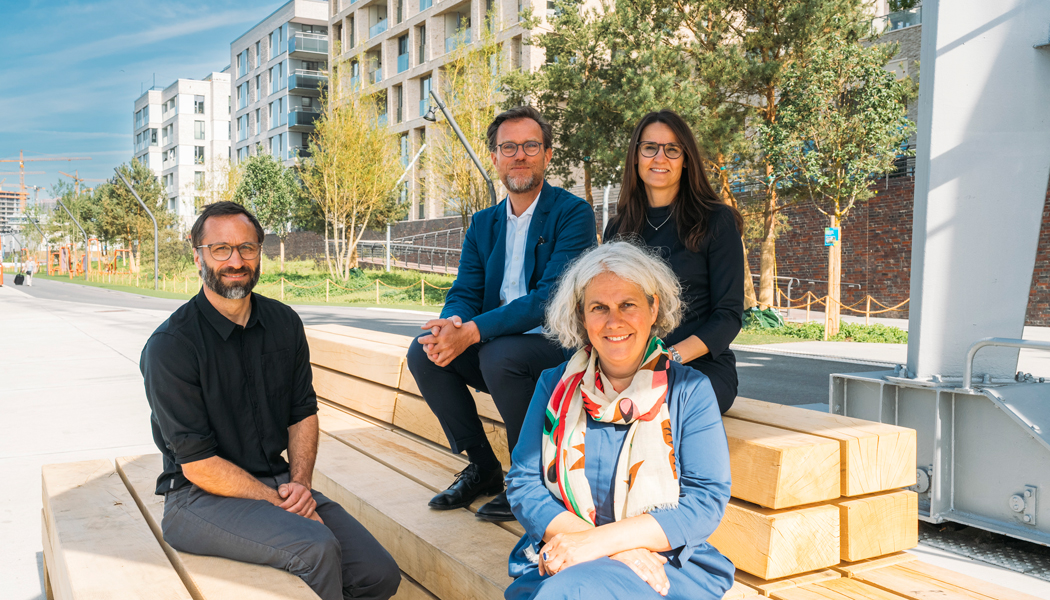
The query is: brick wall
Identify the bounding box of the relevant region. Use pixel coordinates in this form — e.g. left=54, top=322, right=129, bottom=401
left=1026, top=184, right=1050, bottom=326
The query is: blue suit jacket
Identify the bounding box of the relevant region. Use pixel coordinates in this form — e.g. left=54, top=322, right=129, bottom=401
left=441, top=181, right=596, bottom=340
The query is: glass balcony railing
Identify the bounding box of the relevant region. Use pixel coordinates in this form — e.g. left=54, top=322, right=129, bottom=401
left=871, top=7, right=921, bottom=33
left=289, top=32, right=328, bottom=55
left=368, top=69, right=383, bottom=84
left=290, top=145, right=312, bottom=160
left=350, top=76, right=361, bottom=89
left=378, top=114, right=388, bottom=127
left=397, top=53, right=409, bottom=73
left=419, top=0, right=432, bottom=10
left=289, top=109, right=321, bottom=129
left=369, top=19, right=389, bottom=38
left=445, top=29, right=470, bottom=53
left=288, top=70, right=328, bottom=94
left=419, top=98, right=430, bottom=118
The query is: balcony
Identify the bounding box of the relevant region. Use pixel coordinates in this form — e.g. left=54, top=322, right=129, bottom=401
left=289, top=32, right=328, bottom=58
left=445, top=29, right=470, bottom=53
left=368, top=69, right=383, bottom=85
left=871, top=7, right=921, bottom=33
left=288, top=70, right=328, bottom=96
left=369, top=19, right=389, bottom=38
left=290, top=145, right=312, bottom=160
left=378, top=114, right=388, bottom=127
left=289, top=108, right=321, bottom=131
left=419, top=0, right=432, bottom=10
left=397, top=53, right=409, bottom=74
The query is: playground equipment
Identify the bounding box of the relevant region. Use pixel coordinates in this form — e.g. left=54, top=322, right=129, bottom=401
left=105, top=248, right=133, bottom=274
left=830, top=0, right=1050, bottom=546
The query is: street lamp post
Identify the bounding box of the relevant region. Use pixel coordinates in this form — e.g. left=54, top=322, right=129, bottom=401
left=423, top=91, right=497, bottom=207
left=115, top=168, right=159, bottom=290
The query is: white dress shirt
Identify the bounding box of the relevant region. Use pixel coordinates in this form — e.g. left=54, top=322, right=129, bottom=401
left=500, top=189, right=543, bottom=334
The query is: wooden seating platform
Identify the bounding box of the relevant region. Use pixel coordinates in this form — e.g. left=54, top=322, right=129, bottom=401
left=38, top=324, right=1042, bottom=599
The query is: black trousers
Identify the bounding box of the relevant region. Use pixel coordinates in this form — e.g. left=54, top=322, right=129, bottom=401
left=406, top=334, right=567, bottom=455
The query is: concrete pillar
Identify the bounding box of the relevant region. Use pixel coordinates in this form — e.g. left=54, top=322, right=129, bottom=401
left=907, top=0, right=1050, bottom=380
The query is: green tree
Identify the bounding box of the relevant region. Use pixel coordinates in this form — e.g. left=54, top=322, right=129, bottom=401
left=299, top=43, right=405, bottom=280
left=761, top=29, right=912, bottom=335
left=95, top=158, right=173, bottom=273
left=234, top=154, right=300, bottom=273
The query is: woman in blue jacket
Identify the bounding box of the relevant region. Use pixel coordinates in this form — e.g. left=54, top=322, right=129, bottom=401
left=505, top=242, right=733, bottom=600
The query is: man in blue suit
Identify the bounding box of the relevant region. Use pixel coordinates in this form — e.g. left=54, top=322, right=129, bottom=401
left=406, top=106, right=596, bottom=522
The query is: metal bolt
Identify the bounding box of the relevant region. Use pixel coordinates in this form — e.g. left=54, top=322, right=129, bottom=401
left=1024, top=515, right=1032, bottom=523
left=1010, top=495, right=1026, bottom=512
left=1025, top=490, right=1032, bottom=498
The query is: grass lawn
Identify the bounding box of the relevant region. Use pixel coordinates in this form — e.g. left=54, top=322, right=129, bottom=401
left=733, top=330, right=813, bottom=345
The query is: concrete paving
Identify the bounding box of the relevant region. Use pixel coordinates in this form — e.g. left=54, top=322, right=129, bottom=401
left=3, top=280, right=1050, bottom=598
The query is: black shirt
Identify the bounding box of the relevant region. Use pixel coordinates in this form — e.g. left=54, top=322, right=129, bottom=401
left=140, top=291, right=318, bottom=494
left=605, top=203, right=744, bottom=410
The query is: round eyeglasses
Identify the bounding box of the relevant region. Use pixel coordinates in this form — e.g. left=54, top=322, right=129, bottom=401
left=498, top=141, right=544, bottom=157
left=196, top=242, right=262, bottom=261
left=638, top=142, right=684, bottom=160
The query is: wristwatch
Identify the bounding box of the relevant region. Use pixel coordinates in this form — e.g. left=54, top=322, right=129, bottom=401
left=669, top=346, right=683, bottom=363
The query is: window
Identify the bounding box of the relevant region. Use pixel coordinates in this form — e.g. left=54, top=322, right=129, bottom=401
left=255, top=41, right=261, bottom=66
left=400, top=134, right=409, bottom=166
left=395, top=0, right=403, bottom=23
left=238, top=51, right=246, bottom=77
left=270, top=66, right=278, bottom=94
left=419, top=75, right=432, bottom=116
left=237, top=115, right=248, bottom=141
left=395, top=85, right=403, bottom=123
left=255, top=108, right=261, bottom=135
left=420, top=0, right=432, bottom=10
left=194, top=171, right=205, bottom=190
left=397, top=35, right=409, bottom=73
left=417, top=25, right=427, bottom=64
left=194, top=95, right=205, bottom=114
left=255, top=75, right=260, bottom=99
left=194, top=146, right=205, bottom=165
left=279, top=61, right=285, bottom=90
left=270, top=30, right=279, bottom=59
left=237, top=83, right=248, bottom=109
left=148, top=128, right=157, bottom=146
left=135, top=108, right=143, bottom=129
left=165, top=147, right=176, bottom=164
left=194, top=120, right=205, bottom=140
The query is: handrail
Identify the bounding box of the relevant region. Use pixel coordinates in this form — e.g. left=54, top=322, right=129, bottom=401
left=962, top=338, right=1050, bottom=390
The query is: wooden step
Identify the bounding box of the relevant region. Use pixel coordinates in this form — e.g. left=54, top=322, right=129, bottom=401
left=313, top=365, right=400, bottom=423
left=723, top=417, right=841, bottom=509
left=313, top=433, right=519, bottom=600
left=115, top=454, right=321, bottom=600
left=306, top=324, right=414, bottom=349
left=708, top=498, right=841, bottom=580
left=41, top=459, right=193, bottom=600
left=832, top=551, right=917, bottom=578
left=393, top=390, right=511, bottom=469
left=834, top=490, right=918, bottom=562
left=307, top=329, right=407, bottom=388
left=724, top=579, right=764, bottom=599
left=725, top=398, right=916, bottom=497
left=318, top=402, right=526, bottom=537
left=850, top=558, right=1044, bottom=600
left=734, top=569, right=841, bottom=597
left=769, top=577, right=909, bottom=600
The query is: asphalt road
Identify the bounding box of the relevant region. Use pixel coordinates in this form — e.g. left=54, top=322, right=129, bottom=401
left=6, top=276, right=887, bottom=405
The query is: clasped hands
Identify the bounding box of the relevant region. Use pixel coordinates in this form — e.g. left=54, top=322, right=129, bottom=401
left=277, top=481, right=323, bottom=524
left=419, top=315, right=480, bottom=367
left=539, top=529, right=670, bottom=596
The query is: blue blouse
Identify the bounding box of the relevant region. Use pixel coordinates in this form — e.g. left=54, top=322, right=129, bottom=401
left=506, top=361, right=735, bottom=588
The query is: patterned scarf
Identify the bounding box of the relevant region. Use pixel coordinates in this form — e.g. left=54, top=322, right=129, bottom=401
left=541, top=337, right=679, bottom=526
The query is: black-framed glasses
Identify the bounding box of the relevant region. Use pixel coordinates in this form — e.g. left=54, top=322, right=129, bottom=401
left=498, top=141, right=544, bottom=157
left=638, top=142, right=684, bottom=160
left=195, top=242, right=262, bottom=261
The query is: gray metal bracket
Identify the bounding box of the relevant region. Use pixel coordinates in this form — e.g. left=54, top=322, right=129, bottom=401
left=1010, top=486, right=1038, bottom=525
left=977, top=385, right=1050, bottom=454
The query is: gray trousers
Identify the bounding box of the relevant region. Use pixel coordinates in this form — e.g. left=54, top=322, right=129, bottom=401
left=162, top=472, right=400, bottom=600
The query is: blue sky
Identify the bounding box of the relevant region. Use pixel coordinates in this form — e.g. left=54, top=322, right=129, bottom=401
left=0, top=0, right=282, bottom=200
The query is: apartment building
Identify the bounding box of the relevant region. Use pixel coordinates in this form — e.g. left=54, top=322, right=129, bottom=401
left=231, top=0, right=330, bottom=167
left=329, top=0, right=549, bottom=221
left=133, top=71, right=232, bottom=230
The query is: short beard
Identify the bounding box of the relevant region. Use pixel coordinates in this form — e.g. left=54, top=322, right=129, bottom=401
left=506, top=170, right=541, bottom=194
left=200, top=260, right=259, bottom=300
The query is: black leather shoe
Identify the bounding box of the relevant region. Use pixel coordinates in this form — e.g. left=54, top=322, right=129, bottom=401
left=428, top=463, right=504, bottom=510
left=476, top=491, right=516, bottom=522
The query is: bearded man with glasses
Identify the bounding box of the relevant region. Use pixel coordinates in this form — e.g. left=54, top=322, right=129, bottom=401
left=407, top=106, right=596, bottom=522
left=140, top=202, right=400, bottom=600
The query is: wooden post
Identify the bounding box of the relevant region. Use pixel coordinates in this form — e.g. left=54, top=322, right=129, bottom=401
left=866, top=295, right=871, bottom=326
left=326, top=279, right=330, bottom=303
left=376, top=279, right=380, bottom=304
left=184, top=276, right=187, bottom=294
left=806, top=292, right=811, bottom=323
left=421, top=279, right=425, bottom=306
left=281, top=278, right=285, bottom=301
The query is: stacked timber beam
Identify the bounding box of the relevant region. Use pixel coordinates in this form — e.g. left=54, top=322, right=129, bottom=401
left=305, top=324, right=1040, bottom=600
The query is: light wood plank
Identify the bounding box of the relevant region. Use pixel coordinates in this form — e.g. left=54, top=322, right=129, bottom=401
left=735, top=569, right=840, bottom=596
left=116, top=454, right=321, bottom=600
left=725, top=398, right=917, bottom=497
left=723, top=417, right=841, bottom=509
left=723, top=579, right=763, bottom=599
left=393, top=391, right=511, bottom=469
left=709, top=498, right=840, bottom=580
left=307, top=329, right=406, bottom=388
left=306, top=324, right=413, bottom=348
left=770, top=577, right=906, bottom=600
left=313, top=365, right=399, bottom=423
left=396, top=360, right=503, bottom=423
left=854, top=560, right=1044, bottom=600
left=42, top=460, right=193, bottom=600
left=318, top=404, right=525, bottom=537
left=313, top=434, right=518, bottom=600
left=392, top=573, right=438, bottom=600
left=834, top=490, right=918, bottom=562
left=833, top=551, right=917, bottom=578
left=41, top=510, right=60, bottom=600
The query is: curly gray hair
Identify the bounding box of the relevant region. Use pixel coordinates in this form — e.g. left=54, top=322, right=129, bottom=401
left=545, top=241, right=683, bottom=349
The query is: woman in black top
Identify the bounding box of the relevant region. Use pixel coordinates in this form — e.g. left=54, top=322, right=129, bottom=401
left=604, top=109, right=745, bottom=413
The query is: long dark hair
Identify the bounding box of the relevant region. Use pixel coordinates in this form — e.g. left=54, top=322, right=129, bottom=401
left=611, top=110, right=743, bottom=252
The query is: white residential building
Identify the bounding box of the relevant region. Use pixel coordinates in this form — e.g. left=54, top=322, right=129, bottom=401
left=133, top=70, right=233, bottom=230
left=329, top=0, right=554, bottom=221
left=231, top=0, right=330, bottom=167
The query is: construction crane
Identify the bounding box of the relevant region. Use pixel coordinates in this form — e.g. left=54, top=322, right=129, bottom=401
left=0, top=151, right=90, bottom=209
left=59, top=170, right=106, bottom=196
